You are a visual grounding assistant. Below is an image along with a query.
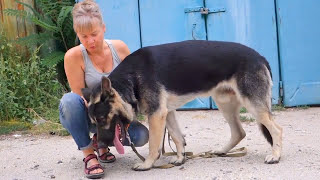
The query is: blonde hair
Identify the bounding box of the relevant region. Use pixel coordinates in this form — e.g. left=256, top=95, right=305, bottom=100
left=72, top=0, right=104, bottom=33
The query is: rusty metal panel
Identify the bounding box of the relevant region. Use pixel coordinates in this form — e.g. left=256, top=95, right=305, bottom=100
left=0, top=0, right=36, bottom=40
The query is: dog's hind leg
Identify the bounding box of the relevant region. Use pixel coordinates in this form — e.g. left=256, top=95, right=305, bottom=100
left=213, top=91, right=246, bottom=154
left=165, top=110, right=186, bottom=165
left=132, top=108, right=168, bottom=171
left=239, top=64, right=282, bottom=163
left=247, top=104, right=282, bottom=164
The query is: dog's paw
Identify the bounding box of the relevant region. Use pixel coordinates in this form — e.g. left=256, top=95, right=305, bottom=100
left=264, top=154, right=280, bottom=164
left=169, top=156, right=186, bottom=166
left=132, top=162, right=152, bottom=171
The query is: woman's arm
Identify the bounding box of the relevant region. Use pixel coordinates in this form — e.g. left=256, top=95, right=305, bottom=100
left=64, top=46, right=86, bottom=95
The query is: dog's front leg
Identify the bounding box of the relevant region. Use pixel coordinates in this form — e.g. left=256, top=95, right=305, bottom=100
left=166, top=111, right=186, bottom=165
left=132, top=110, right=167, bottom=171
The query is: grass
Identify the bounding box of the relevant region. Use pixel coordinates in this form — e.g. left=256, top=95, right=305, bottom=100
left=136, top=113, right=146, bottom=121
left=296, top=105, right=310, bottom=109
left=1, top=110, right=147, bottom=136
left=271, top=104, right=309, bottom=111
left=240, top=107, right=247, bottom=113
left=0, top=119, right=69, bottom=136
left=0, top=119, right=32, bottom=135
left=41, top=108, right=61, bottom=124
left=272, top=104, right=286, bottom=111
left=31, top=121, right=69, bottom=136
left=28, top=107, right=69, bottom=136
left=240, top=105, right=288, bottom=112
left=0, top=107, right=69, bottom=136
left=240, top=115, right=255, bottom=123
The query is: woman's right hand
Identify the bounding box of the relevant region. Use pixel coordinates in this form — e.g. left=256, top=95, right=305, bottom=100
left=81, top=96, right=89, bottom=108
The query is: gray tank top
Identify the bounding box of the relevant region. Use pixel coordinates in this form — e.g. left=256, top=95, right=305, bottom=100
left=80, top=39, right=122, bottom=89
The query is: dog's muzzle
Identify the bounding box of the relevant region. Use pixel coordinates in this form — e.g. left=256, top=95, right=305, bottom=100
left=102, top=121, right=128, bottom=154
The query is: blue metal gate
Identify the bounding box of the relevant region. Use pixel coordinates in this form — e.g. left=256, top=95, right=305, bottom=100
left=275, top=0, right=320, bottom=106
left=139, top=0, right=280, bottom=109
left=204, top=0, right=280, bottom=107
left=95, top=0, right=320, bottom=108
left=139, top=0, right=211, bottom=109
left=96, top=0, right=141, bottom=52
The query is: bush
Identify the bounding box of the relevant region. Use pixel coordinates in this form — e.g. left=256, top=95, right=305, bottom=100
left=4, top=0, right=77, bottom=88
left=0, top=33, right=65, bottom=123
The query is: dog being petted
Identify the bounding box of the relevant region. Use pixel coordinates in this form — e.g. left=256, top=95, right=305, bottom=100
left=82, top=40, right=283, bottom=171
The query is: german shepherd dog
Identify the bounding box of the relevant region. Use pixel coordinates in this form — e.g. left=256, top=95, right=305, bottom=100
left=82, top=40, right=283, bottom=171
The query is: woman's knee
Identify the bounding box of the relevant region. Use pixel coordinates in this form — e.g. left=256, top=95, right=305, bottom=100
left=59, top=93, right=86, bottom=126
left=129, top=121, right=149, bottom=147
left=136, top=127, right=149, bottom=147
left=60, top=93, right=84, bottom=112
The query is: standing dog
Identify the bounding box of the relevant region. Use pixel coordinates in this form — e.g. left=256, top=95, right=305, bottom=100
left=82, top=40, right=283, bottom=171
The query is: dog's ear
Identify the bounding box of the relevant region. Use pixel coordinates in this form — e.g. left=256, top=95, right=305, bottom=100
left=81, top=88, right=92, bottom=102
left=101, top=76, right=112, bottom=94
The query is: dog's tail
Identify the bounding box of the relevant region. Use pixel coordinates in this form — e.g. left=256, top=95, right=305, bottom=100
left=259, top=57, right=273, bottom=146
left=260, top=124, right=273, bottom=145
left=259, top=114, right=273, bottom=146
left=262, top=57, right=272, bottom=80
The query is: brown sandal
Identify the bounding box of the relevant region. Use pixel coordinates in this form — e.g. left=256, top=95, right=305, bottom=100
left=96, top=148, right=116, bottom=163
left=92, top=134, right=116, bottom=163
left=83, top=154, right=104, bottom=179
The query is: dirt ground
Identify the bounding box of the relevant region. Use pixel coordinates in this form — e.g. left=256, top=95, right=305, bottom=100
left=1, top=107, right=320, bottom=180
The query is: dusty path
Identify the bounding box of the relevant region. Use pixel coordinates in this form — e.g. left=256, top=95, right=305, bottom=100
left=1, top=107, right=320, bottom=180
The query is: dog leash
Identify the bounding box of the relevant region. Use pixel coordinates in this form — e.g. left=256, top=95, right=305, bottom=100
left=126, top=128, right=176, bottom=168
left=125, top=129, right=146, bottom=161
left=162, top=131, right=247, bottom=158
left=128, top=129, right=247, bottom=169
left=162, top=147, right=248, bottom=159
left=158, top=132, right=247, bottom=169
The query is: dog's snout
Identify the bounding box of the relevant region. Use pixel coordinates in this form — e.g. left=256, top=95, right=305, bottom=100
left=96, top=115, right=105, bottom=122
left=97, top=128, right=114, bottom=146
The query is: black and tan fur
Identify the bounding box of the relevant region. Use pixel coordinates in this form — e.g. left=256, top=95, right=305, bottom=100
left=82, top=40, right=283, bottom=171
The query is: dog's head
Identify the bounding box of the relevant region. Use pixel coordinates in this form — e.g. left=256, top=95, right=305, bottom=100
left=82, top=76, right=133, bottom=152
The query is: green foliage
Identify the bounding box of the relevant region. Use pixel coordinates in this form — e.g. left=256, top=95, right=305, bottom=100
left=240, top=107, right=247, bottom=113
left=272, top=104, right=286, bottom=111
left=0, top=120, right=32, bottom=135
left=136, top=113, right=146, bottom=122
left=296, top=105, right=310, bottom=110
left=31, top=120, right=69, bottom=136
left=4, top=0, right=77, bottom=87
left=15, top=32, right=52, bottom=49
left=240, top=115, right=255, bottom=123
left=4, top=8, right=58, bottom=32
left=0, top=33, right=65, bottom=123
left=42, top=51, right=66, bottom=67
